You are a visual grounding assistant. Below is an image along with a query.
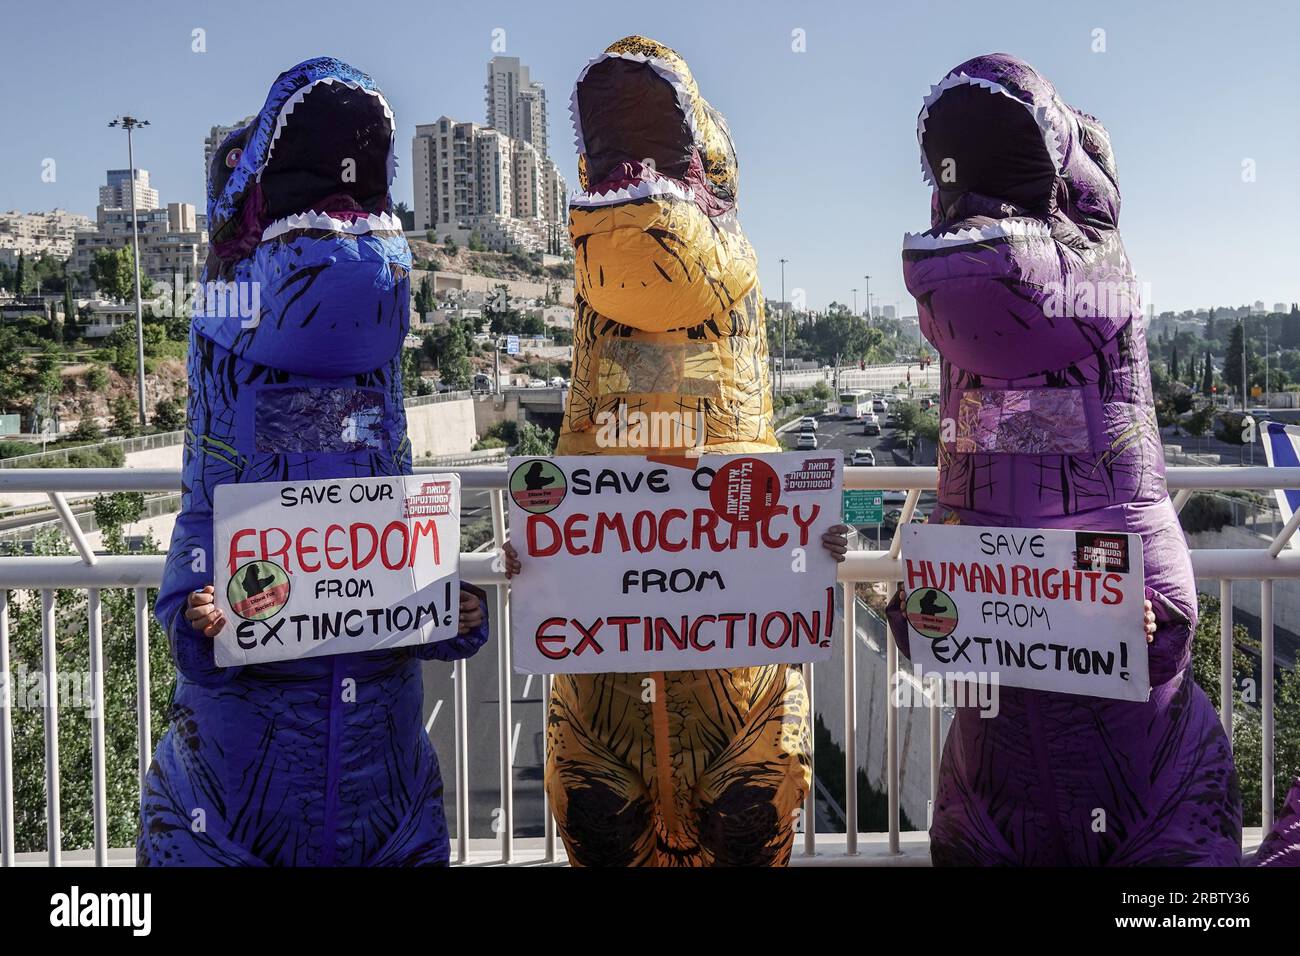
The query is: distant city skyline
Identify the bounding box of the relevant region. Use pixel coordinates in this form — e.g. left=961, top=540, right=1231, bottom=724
left=3, top=0, right=1297, bottom=313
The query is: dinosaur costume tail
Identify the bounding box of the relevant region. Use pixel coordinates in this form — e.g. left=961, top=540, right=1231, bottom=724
left=547, top=37, right=809, bottom=866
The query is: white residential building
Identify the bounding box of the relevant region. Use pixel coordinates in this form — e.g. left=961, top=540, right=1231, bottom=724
left=486, top=56, right=548, bottom=159
left=411, top=116, right=566, bottom=254
left=99, top=169, right=159, bottom=211
left=72, top=201, right=207, bottom=288
left=0, top=209, right=94, bottom=266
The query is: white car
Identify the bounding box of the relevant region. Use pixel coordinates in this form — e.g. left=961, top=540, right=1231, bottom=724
left=799, top=416, right=819, bottom=431
left=548, top=376, right=568, bottom=388
left=850, top=449, right=876, bottom=466
left=796, top=431, right=818, bottom=450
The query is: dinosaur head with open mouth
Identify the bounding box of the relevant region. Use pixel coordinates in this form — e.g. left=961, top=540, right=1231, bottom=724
left=903, top=53, right=1140, bottom=379
left=567, top=35, right=756, bottom=328
left=197, top=56, right=410, bottom=378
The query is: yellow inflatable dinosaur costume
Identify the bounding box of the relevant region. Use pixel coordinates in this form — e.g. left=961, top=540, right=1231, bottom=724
left=546, top=36, right=811, bottom=866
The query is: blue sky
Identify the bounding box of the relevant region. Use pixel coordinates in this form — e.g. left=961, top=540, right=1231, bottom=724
left=5, top=0, right=1297, bottom=314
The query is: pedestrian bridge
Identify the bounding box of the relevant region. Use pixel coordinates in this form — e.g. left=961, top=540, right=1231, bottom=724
left=0, top=464, right=1287, bottom=866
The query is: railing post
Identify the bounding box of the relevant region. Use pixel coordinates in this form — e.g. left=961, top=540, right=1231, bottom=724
left=929, top=675, right=941, bottom=828
left=491, top=489, right=513, bottom=864
left=0, top=592, right=13, bottom=867
left=454, top=657, right=469, bottom=864
left=802, top=660, right=815, bottom=857
left=1261, top=579, right=1275, bottom=831
left=1219, top=580, right=1233, bottom=743
left=88, top=588, right=108, bottom=866
left=886, top=605, right=900, bottom=855
left=134, top=587, right=151, bottom=795
left=542, top=672, right=557, bottom=863
left=40, top=589, right=60, bottom=866
left=842, top=584, right=857, bottom=855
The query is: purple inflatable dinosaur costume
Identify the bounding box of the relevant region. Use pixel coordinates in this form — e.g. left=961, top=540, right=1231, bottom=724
left=889, top=54, right=1241, bottom=866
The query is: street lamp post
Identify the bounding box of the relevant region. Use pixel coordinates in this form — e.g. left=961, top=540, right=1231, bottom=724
left=851, top=288, right=858, bottom=316
left=779, top=258, right=789, bottom=398
left=863, top=274, right=871, bottom=324
left=109, top=115, right=150, bottom=427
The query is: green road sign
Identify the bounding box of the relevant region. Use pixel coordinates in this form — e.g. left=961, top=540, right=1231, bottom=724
left=843, top=489, right=884, bottom=524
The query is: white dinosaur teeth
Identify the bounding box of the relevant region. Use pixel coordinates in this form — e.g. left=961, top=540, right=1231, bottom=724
left=260, top=209, right=403, bottom=242
left=902, top=217, right=1051, bottom=250
left=568, top=175, right=695, bottom=208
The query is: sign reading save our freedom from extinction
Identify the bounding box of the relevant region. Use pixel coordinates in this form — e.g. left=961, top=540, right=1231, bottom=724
left=899, top=524, right=1149, bottom=702
left=507, top=452, right=843, bottom=675
left=213, top=474, right=462, bottom=666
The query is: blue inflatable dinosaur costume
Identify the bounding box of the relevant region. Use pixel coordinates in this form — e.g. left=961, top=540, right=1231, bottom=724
left=139, top=57, right=487, bottom=866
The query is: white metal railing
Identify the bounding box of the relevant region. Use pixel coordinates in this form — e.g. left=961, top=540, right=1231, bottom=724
left=0, top=464, right=1295, bottom=866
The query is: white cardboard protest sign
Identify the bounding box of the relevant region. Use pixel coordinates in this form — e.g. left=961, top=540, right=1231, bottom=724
left=213, top=474, right=461, bottom=666
left=507, top=452, right=842, bottom=675
left=899, top=524, right=1149, bottom=702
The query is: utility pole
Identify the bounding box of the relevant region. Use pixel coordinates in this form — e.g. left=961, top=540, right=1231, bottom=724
left=863, top=274, right=871, bottom=324
left=1241, top=317, right=1248, bottom=412
left=779, top=258, right=789, bottom=398
left=109, top=115, right=150, bottom=427
left=1265, top=317, right=1270, bottom=405
left=851, top=288, right=858, bottom=316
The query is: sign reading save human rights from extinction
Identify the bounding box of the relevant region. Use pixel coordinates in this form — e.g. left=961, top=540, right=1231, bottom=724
left=507, top=453, right=842, bottom=675
left=212, top=474, right=461, bottom=666
left=899, top=524, right=1149, bottom=702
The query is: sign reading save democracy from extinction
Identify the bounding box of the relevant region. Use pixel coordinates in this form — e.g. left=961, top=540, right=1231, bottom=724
left=899, top=524, right=1149, bottom=702
left=213, top=474, right=462, bottom=666
left=507, top=452, right=843, bottom=675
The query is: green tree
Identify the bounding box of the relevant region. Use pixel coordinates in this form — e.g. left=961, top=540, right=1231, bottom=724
left=893, top=401, right=922, bottom=450
left=62, top=285, right=76, bottom=337
left=439, top=319, right=473, bottom=391
left=110, top=395, right=139, bottom=437
left=1223, top=322, right=1246, bottom=405
left=25, top=350, right=62, bottom=405
left=800, top=311, right=883, bottom=366
left=0, top=329, right=31, bottom=409
left=1201, top=349, right=1214, bottom=396
left=88, top=247, right=152, bottom=303
left=92, top=492, right=144, bottom=553
left=1169, top=342, right=1179, bottom=381
left=70, top=415, right=102, bottom=442
left=150, top=397, right=185, bottom=431
left=515, top=421, right=555, bottom=456
left=393, top=200, right=415, bottom=231
left=14, top=253, right=27, bottom=296
left=414, top=276, right=434, bottom=322
left=1184, top=404, right=1215, bottom=441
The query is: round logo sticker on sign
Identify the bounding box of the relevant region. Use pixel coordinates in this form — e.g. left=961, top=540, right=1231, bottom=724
left=228, top=560, right=291, bottom=621
left=905, top=587, right=958, bottom=639
left=709, top=457, right=780, bottom=529
left=510, top=459, right=568, bottom=515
